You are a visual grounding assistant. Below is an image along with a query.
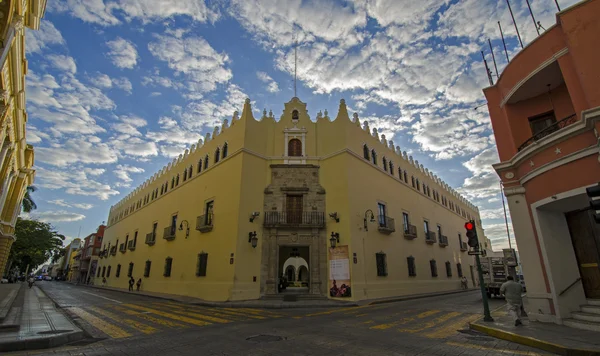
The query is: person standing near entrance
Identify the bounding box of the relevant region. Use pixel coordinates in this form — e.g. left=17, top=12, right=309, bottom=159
left=500, top=276, right=524, bottom=326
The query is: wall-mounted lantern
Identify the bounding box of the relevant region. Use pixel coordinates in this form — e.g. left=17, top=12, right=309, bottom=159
left=363, top=210, right=375, bottom=231
left=249, top=212, right=260, bottom=223
left=179, top=220, right=190, bottom=238
left=329, top=212, right=340, bottom=223
left=248, top=231, right=258, bottom=248
left=330, top=232, right=340, bottom=248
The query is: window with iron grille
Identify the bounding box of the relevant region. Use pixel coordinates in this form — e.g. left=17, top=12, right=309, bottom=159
left=116, top=264, right=121, bottom=277
left=411, top=176, right=415, bottom=187
left=183, top=168, right=187, bottom=182
left=382, top=157, right=387, bottom=171
left=376, top=252, right=387, bottom=277
left=288, top=139, right=302, bottom=157
left=363, top=144, right=370, bottom=160
left=204, top=155, right=209, bottom=170
left=101, top=266, right=106, bottom=278
left=457, top=263, right=463, bottom=277
left=107, top=266, right=111, bottom=278
left=171, top=177, right=175, bottom=189
left=164, top=257, right=173, bottom=277
left=222, top=143, right=228, bottom=159
left=127, top=262, right=134, bottom=277
left=188, top=165, right=193, bottom=179
left=371, top=150, right=377, bottom=165
left=389, top=161, right=394, bottom=175
left=430, top=259, right=438, bottom=277
left=404, top=171, right=408, bottom=183
left=197, top=253, right=208, bottom=277
left=144, top=260, right=152, bottom=278
left=445, top=261, right=452, bottom=277
left=407, top=256, right=416, bottom=277
left=176, top=174, right=180, bottom=186
left=198, top=159, right=202, bottom=173
left=215, top=147, right=221, bottom=163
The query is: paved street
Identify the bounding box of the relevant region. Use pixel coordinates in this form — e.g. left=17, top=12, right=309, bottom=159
left=11, top=283, right=552, bottom=356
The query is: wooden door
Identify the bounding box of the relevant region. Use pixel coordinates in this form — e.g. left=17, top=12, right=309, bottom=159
left=286, top=195, right=303, bottom=224
left=566, top=209, right=600, bottom=298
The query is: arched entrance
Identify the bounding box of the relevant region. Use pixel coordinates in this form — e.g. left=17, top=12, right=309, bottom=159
left=279, top=246, right=310, bottom=293
left=285, top=265, right=296, bottom=282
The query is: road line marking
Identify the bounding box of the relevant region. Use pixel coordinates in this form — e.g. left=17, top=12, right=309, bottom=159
left=398, top=311, right=461, bottom=333
left=370, top=309, right=438, bottom=330
left=424, top=313, right=481, bottom=338
left=111, top=305, right=190, bottom=329
left=88, top=306, right=158, bottom=335
left=154, top=303, right=254, bottom=321
left=124, top=304, right=212, bottom=326
left=229, top=307, right=283, bottom=317
left=68, top=307, right=132, bottom=339
left=304, top=306, right=363, bottom=317
left=445, top=341, right=549, bottom=355
left=80, top=291, right=123, bottom=304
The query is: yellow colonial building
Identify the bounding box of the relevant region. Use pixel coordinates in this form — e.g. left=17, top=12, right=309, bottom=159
left=0, top=0, right=46, bottom=277
left=98, top=97, right=483, bottom=302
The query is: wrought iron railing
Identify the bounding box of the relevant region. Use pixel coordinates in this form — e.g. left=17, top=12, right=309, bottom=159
left=460, top=242, right=468, bottom=251
left=196, top=213, right=214, bottom=232
left=403, top=224, right=417, bottom=239
left=425, top=231, right=437, bottom=244
left=119, top=243, right=126, bottom=253
left=145, top=232, right=156, bottom=246
left=263, top=211, right=325, bottom=228
left=163, top=226, right=176, bottom=241
left=110, top=246, right=117, bottom=256
left=127, top=240, right=136, bottom=251
left=439, top=235, right=448, bottom=246
left=377, top=215, right=395, bottom=234
left=517, top=114, right=577, bottom=151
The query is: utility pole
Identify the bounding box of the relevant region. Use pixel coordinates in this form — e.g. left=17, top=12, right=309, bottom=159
left=476, top=253, right=494, bottom=322
left=466, top=221, right=494, bottom=322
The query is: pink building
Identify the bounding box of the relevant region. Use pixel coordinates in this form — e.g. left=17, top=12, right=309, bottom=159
left=484, top=0, right=600, bottom=330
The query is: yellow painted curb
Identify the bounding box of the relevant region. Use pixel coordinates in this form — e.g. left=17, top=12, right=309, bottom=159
left=469, top=322, right=600, bottom=356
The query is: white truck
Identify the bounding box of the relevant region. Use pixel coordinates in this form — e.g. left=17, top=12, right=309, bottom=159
left=480, top=251, right=518, bottom=298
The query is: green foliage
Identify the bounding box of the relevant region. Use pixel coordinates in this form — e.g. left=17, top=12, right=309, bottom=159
left=22, top=186, right=37, bottom=213
left=8, top=218, right=65, bottom=272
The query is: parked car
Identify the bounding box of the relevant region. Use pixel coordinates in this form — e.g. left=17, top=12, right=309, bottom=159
left=43, top=276, right=52, bottom=281
left=0, top=278, right=8, bottom=284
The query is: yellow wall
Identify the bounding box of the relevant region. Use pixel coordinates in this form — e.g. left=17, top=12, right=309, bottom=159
left=99, top=97, right=481, bottom=302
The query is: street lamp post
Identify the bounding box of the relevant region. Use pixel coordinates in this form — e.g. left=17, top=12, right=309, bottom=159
left=363, top=210, right=375, bottom=231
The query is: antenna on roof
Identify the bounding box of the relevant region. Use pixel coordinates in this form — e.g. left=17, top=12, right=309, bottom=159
left=487, top=39, right=499, bottom=78
left=554, top=0, right=561, bottom=11
left=525, top=0, right=540, bottom=36
left=481, top=51, right=494, bottom=86
left=506, top=0, right=523, bottom=48
left=498, top=21, right=510, bottom=62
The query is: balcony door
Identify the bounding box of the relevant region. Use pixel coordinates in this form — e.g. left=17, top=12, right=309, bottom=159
left=529, top=111, right=556, bottom=136
left=286, top=195, right=303, bottom=224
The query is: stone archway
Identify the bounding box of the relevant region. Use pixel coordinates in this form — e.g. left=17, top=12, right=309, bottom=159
left=298, top=265, right=309, bottom=284
left=285, top=265, right=296, bottom=281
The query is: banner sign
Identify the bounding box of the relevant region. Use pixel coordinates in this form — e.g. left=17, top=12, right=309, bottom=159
left=329, top=245, right=351, bottom=298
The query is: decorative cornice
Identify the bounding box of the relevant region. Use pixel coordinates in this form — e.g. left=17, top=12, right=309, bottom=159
left=504, top=186, right=526, bottom=197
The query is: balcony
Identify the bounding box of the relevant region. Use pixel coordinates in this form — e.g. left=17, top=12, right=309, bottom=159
left=517, top=114, right=577, bottom=151
left=145, top=233, right=156, bottom=246
left=460, top=242, right=468, bottom=251
left=263, top=211, right=325, bottom=228
left=425, top=232, right=437, bottom=244
left=119, top=243, right=126, bottom=253
left=163, top=226, right=176, bottom=241
left=377, top=215, right=395, bottom=234
left=127, top=240, right=136, bottom=251
left=403, top=224, right=417, bottom=240
left=439, top=235, right=448, bottom=247
left=110, top=246, right=117, bottom=256
left=196, top=213, right=214, bottom=233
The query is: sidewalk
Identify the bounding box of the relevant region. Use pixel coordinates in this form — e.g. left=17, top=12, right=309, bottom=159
left=0, top=285, right=84, bottom=352
left=470, top=313, right=600, bottom=356
left=74, top=282, right=475, bottom=309
left=0, top=283, right=21, bottom=322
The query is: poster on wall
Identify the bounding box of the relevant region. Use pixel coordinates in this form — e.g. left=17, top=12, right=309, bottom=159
left=329, top=245, right=351, bottom=297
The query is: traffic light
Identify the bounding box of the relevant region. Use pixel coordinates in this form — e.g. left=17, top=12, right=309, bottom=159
left=586, top=183, right=600, bottom=223
left=465, top=220, right=479, bottom=248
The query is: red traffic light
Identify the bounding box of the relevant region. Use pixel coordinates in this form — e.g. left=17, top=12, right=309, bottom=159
left=465, top=221, right=474, bottom=230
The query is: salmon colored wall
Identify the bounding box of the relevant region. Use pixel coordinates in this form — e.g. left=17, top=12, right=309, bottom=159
left=559, top=0, right=600, bottom=108
left=524, top=154, right=600, bottom=204
left=505, top=83, right=575, bottom=150
left=485, top=88, right=515, bottom=161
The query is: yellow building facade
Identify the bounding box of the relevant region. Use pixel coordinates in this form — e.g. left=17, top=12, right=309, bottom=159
left=98, top=97, right=483, bottom=302
left=0, top=0, right=46, bottom=277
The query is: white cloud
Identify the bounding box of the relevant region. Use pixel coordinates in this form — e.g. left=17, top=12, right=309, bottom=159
left=36, top=167, right=119, bottom=201
left=113, top=164, right=145, bottom=182
left=90, top=73, right=113, bottom=88
left=48, top=199, right=94, bottom=210
left=111, top=115, right=147, bottom=136
left=149, top=92, right=162, bottom=97
left=463, top=147, right=499, bottom=176
left=47, top=54, right=77, bottom=74
left=106, top=37, right=139, bottom=69
left=50, top=0, right=219, bottom=26
left=84, top=168, right=105, bottom=176
left=256, top=71, right=280, bottom=93
left=26, top=20, right=65, bottom=54
left=31, top=210, right=86, bottom=223
left=113, top=77, right=133, bottom=93
left=36, top=138, right=118, bottom=166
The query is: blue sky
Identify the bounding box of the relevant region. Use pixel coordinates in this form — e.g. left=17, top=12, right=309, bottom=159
left=24, top=0, right=579, bottom=249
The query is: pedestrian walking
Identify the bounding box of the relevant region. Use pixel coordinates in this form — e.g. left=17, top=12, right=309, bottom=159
left=461, top=276, right=468, bottom=289
left=136, top=278, right=142, bottom=292
left=500, top=275, right=524, bottom=326
left=102, top=277, right=107, bottom=287
left=128, top=276, right=135, bottom=291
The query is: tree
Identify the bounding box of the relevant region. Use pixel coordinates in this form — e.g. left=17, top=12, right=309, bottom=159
left=22, top=186, right=37, bottom=213
left=8, top=218, right=65, bottom=273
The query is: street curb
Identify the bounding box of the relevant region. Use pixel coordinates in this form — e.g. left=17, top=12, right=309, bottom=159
left=366, top=288, right=475, bottom=306
left=469, top=322, right=600, bottom=356
left=0, top=282, right=22, bottom=322
left=0, top=330, right=85, bottom=353
left=75, top=283, right=359, bottom=309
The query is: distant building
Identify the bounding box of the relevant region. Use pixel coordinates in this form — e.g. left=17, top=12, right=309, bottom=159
left=0, top=0, right=48, bottom=277
left=97, top=97, right=481, bottom=302
left=62, top=238, right=81, bottom=279
left=78, top=226, right=105, bottom=284
left=484, top=0, right=600, bottom=327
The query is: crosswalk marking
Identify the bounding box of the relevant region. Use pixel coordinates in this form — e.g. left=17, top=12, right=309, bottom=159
left=370, top=309, right=437, bottom=330
left=159, top=306, right=232, bottom=324
left=424, top=313, right=481, bottom=339
left=398, top=311, right=461, bottom=333
left=123, top=304, right=212, bottom=326
left=111, top=305, right=190, bottom=329
left=229, top=307, right=283, bottom=318
left=156, top=303, right=251, bottom=321
left=69, top=307, right=132, bottom=338
left=88, top=306, right=158, bottom=335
